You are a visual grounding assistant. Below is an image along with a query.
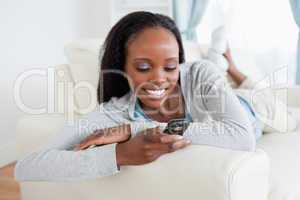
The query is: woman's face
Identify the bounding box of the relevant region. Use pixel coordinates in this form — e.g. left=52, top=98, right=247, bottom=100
left=125, top=27, right=180, bottom=110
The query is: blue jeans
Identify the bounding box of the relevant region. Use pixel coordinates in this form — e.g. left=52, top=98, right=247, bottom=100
left=238, top=96, right=263, bottom=140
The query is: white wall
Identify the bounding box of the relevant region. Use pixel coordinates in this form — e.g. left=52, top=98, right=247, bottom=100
left=196, top=0, right=298, bottom=83
left=0, top=0, right=111, bottom=166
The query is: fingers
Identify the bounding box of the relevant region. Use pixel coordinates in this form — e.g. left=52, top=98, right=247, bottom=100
left=75, top=126, right=123, bottom=151
left=144, top=140, right=191, bottom=162
left=74, top=145, right=81, bottom=151
left=74, top=132, right=103, bottom=151
left=74, top=139, right=98, bottom=151
left=171, top=139, right=191, bottom=151
left=143, top=127, right=163, bottom=143
left=143, top=127, right=184, bottom=143
left=144, top=143, right=173, bottom=153
left=160, top=135, right=184, bottom=144
left=143, top=126, right=191, bottom=150
left=145, top=138, right=191, bottom=153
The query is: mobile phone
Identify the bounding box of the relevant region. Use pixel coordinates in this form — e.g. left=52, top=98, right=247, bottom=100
left=163, top=118, right=190, bottom=135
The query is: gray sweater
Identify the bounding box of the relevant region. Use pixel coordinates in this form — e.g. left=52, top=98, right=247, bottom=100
left=15, top=60, right=255, bottom=182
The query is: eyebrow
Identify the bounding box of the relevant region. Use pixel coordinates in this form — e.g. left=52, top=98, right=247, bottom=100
left=133, top=57, right=179, bottom=61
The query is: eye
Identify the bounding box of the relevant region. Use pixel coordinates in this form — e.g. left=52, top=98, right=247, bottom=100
left=136, top=62, right=151, bottom=72
left=164, top=63, right=177, bottom=71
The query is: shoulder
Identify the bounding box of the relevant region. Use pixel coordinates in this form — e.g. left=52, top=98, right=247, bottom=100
left=95, top=93, right=132, bottom=123
left=102, top=92, right=132, bottom=113
left=73, top=93, right=131, bottom=127
left=180, top=60, right=225, bottom=85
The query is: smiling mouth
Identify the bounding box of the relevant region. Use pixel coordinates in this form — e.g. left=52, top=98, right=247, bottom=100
left=143, top=88, right=167, bottom=99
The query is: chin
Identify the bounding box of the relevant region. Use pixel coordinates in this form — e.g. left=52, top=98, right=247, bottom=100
left=144, top=100, right=162, bottom=110
left=140, top=99, right=163, bottom=110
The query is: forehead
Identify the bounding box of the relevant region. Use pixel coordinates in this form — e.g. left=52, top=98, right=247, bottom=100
left=126, top=27, right=179, bottom=58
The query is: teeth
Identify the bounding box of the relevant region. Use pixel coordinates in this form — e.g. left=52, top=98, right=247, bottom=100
left=145, top=89, right=166, bottom=97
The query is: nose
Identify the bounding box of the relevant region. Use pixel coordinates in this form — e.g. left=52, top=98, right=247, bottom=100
left=149, top=68, right=167, bottom=87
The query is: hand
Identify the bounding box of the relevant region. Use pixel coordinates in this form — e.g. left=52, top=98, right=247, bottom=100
left=222, top=48, right=236, bottom=72
left=223, top=47, right=247, bottom=85
left=74, top=124, right=131, bottom=151
left=116, top=127, right=191, bottom=166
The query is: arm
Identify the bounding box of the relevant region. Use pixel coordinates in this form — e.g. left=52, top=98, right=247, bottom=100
left=15, top=111, right=122, bottom=182
left=15, top=111, right=190, bottom=182
left=181, top=61, right=255, bottom=151
left=227, top=65, right=247, bottom=86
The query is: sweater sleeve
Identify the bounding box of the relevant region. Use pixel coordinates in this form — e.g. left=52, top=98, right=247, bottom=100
left=15, top=111, right=121, bottom=182
left=182, top=61, right=256, bottom=151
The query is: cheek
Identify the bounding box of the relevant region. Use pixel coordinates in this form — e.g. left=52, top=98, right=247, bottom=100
left=168, top=69, right=180, bottom=83
left=125, top=67, right=147, bottom=89
left=132, top=76, right=148, bottom=89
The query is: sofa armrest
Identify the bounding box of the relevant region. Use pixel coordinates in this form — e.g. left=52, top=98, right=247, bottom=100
left=275, top=86, right=300, bottom=107
left=286, top=86, right=300, bottom=107
left=19, top=145, right=270, bottom=200
left=16, top=114, right=79, bottom=158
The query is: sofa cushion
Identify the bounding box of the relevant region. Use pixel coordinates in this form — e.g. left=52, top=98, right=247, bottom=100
left=64, top=39, right=104, bottom=67
left=18, top=145, right=269, bottom=200
left=258, top=132, right=300, bottom=200
left=64, top=39, right=104, bottom=114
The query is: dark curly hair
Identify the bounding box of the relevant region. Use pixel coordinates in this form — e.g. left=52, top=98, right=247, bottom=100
left=98, top=11, right=185, bottom=104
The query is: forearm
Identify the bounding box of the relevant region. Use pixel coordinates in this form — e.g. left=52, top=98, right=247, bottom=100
left=15, top=143, right=119, bottom=182
left=15, top=111, right=125, bottom=182
left=222, top=48, right=247, bottom=86
left=227, top=64, right=247, bottom=86
left=183, top=121, right=255, bottom=151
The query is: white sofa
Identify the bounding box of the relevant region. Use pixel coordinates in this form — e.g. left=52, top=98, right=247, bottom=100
left=16, top=39, right=300, bottom=200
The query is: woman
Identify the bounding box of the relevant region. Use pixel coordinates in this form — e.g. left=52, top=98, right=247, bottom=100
left=15, top=11, right=256, bottom=182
